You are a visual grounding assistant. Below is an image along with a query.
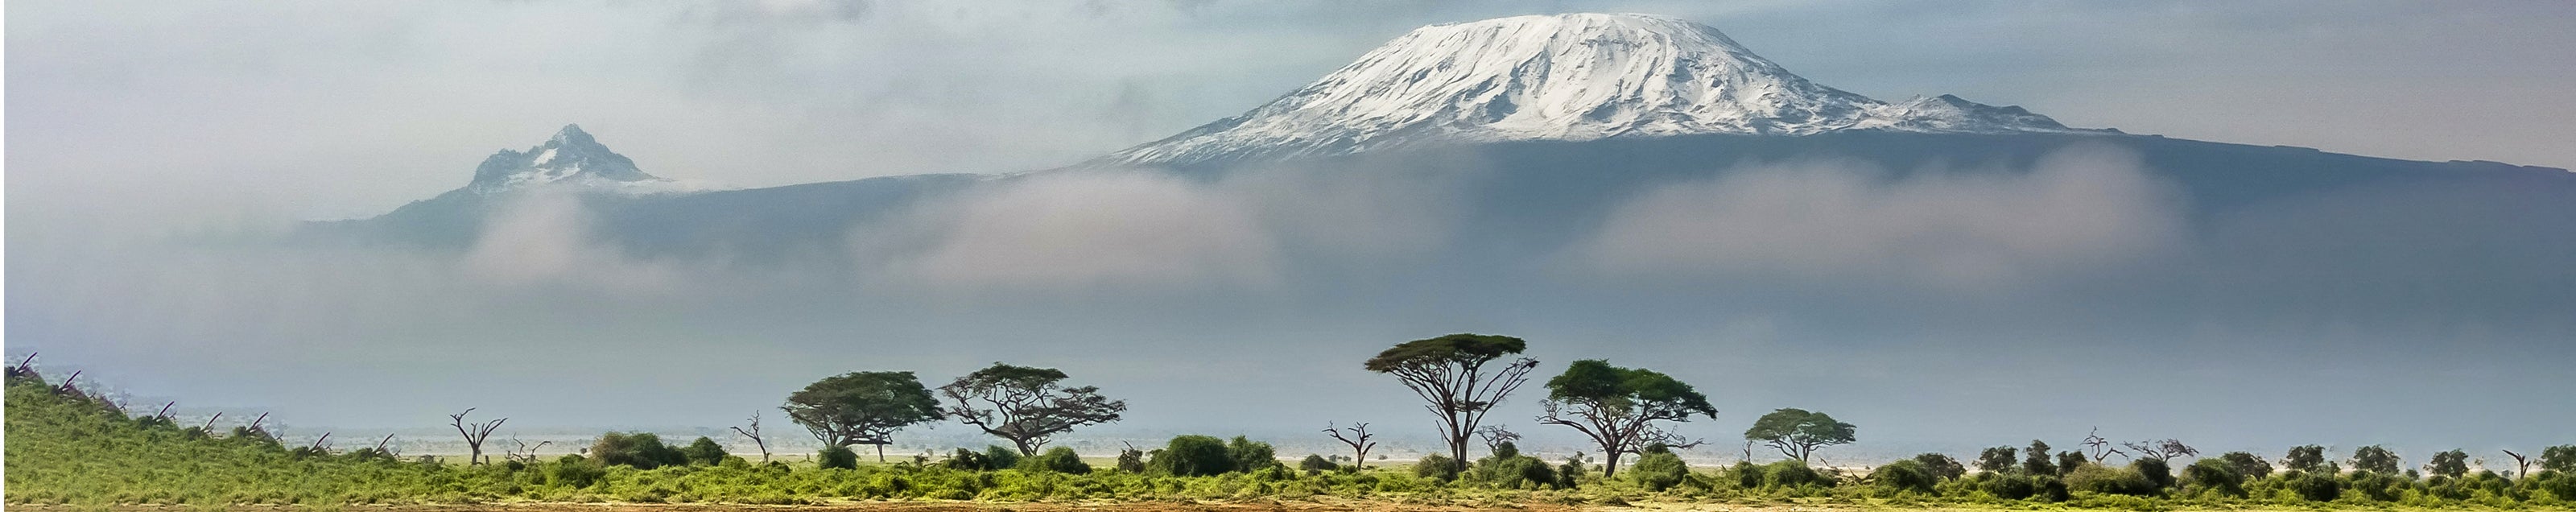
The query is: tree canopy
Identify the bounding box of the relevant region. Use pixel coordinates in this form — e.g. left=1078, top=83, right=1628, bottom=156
left=1743, top=407, right=1856, bottom=464
left=1536, top=359, right=1715, bottom=477
left=939, top=362, right=1125, bottom=456
left=781, top=371, right=942, bottom=460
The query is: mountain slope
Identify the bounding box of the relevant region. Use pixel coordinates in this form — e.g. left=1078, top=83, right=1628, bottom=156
left=1102, top=13, right=2103, bottom=167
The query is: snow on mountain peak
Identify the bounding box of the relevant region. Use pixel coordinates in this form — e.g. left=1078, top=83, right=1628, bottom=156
left=1105, top=13, right=2107, bottom=167
left=465, top=125, right=715, bottom=195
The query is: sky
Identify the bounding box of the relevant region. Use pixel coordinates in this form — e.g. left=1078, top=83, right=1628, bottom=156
left=8, top=1, right=2574, bottom=464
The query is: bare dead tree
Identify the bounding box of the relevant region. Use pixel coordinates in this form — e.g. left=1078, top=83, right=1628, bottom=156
left=309, top=432, right=333, bottom=452
left=2504, top=449, right=2533, bottom=479
left=448, top=408, right=506, bottom=465
left=1476, top=424, right=1522, bottom=453
left=730, top=411, right=772, bottom=463
left=376, top=434, right=402, bottom=456
left=8, top=353, right=37, bottom=379
left=200, top=411, right=225, bottom=431
left=1325, top=422, right=1378, bottom=469
left=2082, top=427, right=2125, bottom=462
left=57, top=370, right=86, bottom=400
left=2122, top=439, right=2199, bottom=460
left=246, top=412, right=270, bottom=432
left=506, top=438, right=551, bottom=465
left=154, top=402, right=177, bottom=419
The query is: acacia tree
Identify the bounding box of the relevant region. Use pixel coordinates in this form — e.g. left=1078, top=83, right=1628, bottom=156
left=2350, top=444, right=2401, bottom=474
left=1743, top=408, right=1855, bottom=465
left=1535, top=359, right=1717, bottom=477
left=1363, top=333, right=1541, bottom=468
left=939, top=363, right=1125, bottom=456
left=784, top=371, right=943, bottom=462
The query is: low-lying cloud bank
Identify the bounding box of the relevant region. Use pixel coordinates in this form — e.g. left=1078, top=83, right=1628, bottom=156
left=1579, top=146, right=2185, bottom=292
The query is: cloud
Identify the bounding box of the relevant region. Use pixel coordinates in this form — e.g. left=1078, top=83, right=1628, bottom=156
left=885, top=171, right=1280, bottom=291
left=1577, top=145, right=2185, bottom=291
left=462, top=192, right=683, bottom=292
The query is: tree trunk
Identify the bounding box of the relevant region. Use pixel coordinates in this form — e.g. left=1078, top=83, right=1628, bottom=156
left=876, top=444, right=886, bottom=463
left=1604, top=451, right=1623, bottom=478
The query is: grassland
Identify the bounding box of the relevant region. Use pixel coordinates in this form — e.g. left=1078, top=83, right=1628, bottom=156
left=8, top=374, right=2571, bottom=510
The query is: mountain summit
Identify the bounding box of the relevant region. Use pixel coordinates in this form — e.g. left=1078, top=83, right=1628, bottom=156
left=464, top=125, right=708, bottom=195
left=1105, top=13, right=2105, bottom=167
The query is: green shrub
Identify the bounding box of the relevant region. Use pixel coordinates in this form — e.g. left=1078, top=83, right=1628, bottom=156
left=1911, top=452, right=1965, bottom=481
left=1226, top=436, right=1278, bottom=472
left=983, top=445, right=1023, bottom=469
left=1151, top=435, right=1233, bottom=477
left=2219, top=451, right=2271, bottom=480
left=1625, top=450, right=1689, bottom=491
left=547, top=454, right=605, bottom=488
left=817, top=444, right=859, bottom=469
left=1021, top=446, right=1091, bottom=474
left=681, top=436, right=728, bottom=466
left=1413, top=453, right=1462, bottom=481
left=1871, top=459, right=1936, bottom=494
left=2065, top=463, right=2157, bottom=496
left=2540, top=470, right=2576, bottom=501
left=2182, top=457, right=2244, bottom=496
left=2280, top=469, right=2342, bottom=502
left=2132, top=457, right=2174, bottom=489
left=1472, top=443, right=1556, bottom=489
left=1115, top=444, right=1146, bottom=473
left=591, top=431, right=687, bottom=469
left=1761, top=459, right=1829, bottom=488
left=1298, top=454, right=1339, bottom=473
left=1729, top=460, right=1764, bottom=489
left=940, top=448, right=989, bottom=470
left=1979, top=473, right=2036, bottom=500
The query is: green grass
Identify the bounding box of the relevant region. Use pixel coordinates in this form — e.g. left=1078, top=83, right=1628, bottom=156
left=8, top=375, right=2573, bottom=509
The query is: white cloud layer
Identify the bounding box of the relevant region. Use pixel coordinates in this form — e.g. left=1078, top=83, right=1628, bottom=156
left=1579, top=146, right=2184, bottom=291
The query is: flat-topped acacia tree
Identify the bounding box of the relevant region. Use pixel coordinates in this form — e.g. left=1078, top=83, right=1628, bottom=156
left=939, top=363, right=1126, bottom=456
left=1364, top=333, right=1540, bottom=469
left=1537, top=359, right=1717, bottom=477
left=1744, top=407, right=1856, bottom=465
left=782, top=371, right=942, bottom=462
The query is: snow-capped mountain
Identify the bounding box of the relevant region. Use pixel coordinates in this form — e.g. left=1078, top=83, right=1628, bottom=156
left=1104, top=13, right=2107, bottom=167
left=464, top=125, right=715, bottom=195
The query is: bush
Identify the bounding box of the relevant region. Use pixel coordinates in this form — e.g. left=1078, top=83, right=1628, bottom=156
left=1872, top=459, right=1937, bottom=494
left=939, top=448, right=988, bottom=470
left=1152, top=435, right=1233, bottom=477
left=2280, top=470, right=2342, bottom=502
left=1468, top=443, right=1555, bottom=489
left=1226, top=436, right=1278, bottom=472
left=547, top=454, right=605, bottom=488
left=983, top=445, right=1023, bottom=469
left=2347, top=470, right=2405, bottom=502
left=1414, top=453, right=1462, bottom=481
left=1911, top=452, right=1965, bottom=481
left=2545, top=446, right=2576, bottom=473
left=591, top=431, right=687, bottom=469
left=1021, top=446, right=1091, bottom=473
left=2065, top=463, right=2157, bottom=496
left=1626, top=450, right=1690, bottom=491
left=682, top=436, right=728, bottom=466
left=2132, top=457, right=2174, bottom=489
left=1730, top=461, right=1765, bottom=489
left=1979, top=473, right=2037, bottom=500
left=1761, top=459, right=1829, bottom=488
left=816, top=444, right=859, bottom=469
left=2350, top=444, right=2401, bottom=475
left=1299, top=454, right=1339, bottom=473
left=2219, top=451, right=2272, bottom=480
left=2182, top=457, right=2244, bottom=496
left=1115, top=444, right=1146, bottom=473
